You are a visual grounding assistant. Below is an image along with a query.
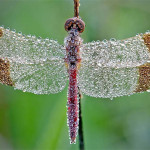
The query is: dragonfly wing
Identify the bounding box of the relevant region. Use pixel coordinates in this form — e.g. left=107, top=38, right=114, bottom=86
left=78, top=32, right=150, bottom=98
left=0, top=27, right=67, bottom=94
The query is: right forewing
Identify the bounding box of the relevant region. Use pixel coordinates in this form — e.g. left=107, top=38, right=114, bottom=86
left=79, top=32, right=150, bottom=98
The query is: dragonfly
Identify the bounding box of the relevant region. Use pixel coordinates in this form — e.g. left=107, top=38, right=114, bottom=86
left=0, top=0, right=150, bottom=145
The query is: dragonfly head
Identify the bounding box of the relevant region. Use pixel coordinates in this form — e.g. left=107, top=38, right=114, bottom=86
left=65, top=17, right=85, bottom=33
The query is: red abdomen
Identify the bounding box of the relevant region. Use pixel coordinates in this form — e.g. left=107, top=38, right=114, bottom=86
left=67, top=66, right=78, bottom=144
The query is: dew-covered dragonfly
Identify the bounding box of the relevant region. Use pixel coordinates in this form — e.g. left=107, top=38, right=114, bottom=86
left=0, top=1, right=150, bottom=145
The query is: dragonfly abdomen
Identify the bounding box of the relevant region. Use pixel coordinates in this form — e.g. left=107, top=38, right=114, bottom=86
left=67, top=65, right=79, bottom=144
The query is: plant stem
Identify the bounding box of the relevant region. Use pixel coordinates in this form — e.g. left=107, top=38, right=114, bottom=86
left=74, top=0, right=80, bottom=18
left=78, top=86, right=84, bottom=150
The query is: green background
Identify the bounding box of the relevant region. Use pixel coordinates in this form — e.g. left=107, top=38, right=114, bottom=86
left=0, top=0, right=150, bottom=150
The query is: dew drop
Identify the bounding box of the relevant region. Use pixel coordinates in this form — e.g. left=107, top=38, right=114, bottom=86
left=147, top=89, right=150, bottom=92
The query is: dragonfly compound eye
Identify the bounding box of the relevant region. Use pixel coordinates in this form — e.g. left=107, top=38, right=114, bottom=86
left=75, top=18, right=85, bottom=33
left=65, top=18, right=75, bottom=32
left=65, top=17, right=85, bottom=33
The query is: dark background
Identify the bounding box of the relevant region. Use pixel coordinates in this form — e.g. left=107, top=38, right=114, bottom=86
left=0, top=0, right=150, bottom=150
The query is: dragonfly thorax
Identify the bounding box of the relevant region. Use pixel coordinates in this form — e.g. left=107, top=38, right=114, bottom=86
left=64, top=24, right=83, bottom=67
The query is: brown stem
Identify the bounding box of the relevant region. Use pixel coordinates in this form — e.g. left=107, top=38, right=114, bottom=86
left=74, top=0, right=80, bottom=18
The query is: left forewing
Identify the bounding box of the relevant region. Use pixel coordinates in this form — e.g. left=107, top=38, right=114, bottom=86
left=0, top=27, right=67, bottom=94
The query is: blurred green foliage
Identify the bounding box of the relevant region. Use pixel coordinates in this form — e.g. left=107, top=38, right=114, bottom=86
left=0, top=0, right=150, bottom=150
